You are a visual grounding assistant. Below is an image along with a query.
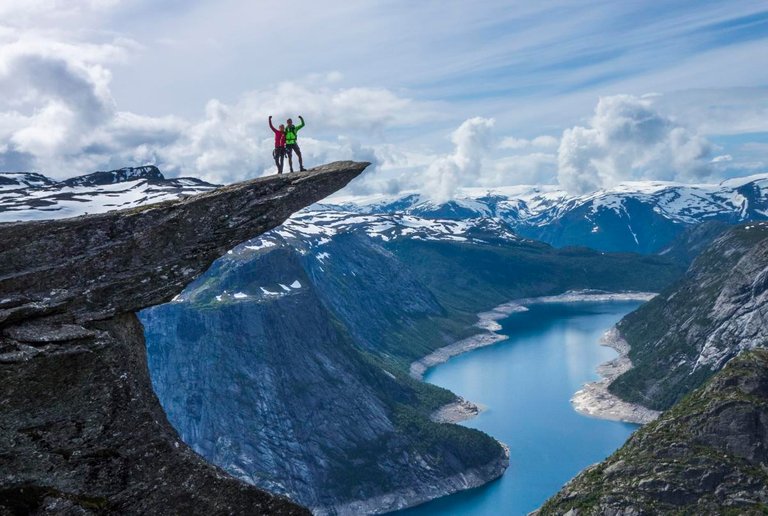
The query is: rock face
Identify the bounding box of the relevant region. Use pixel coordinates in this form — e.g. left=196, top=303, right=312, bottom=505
left=609, top=221, right=768, bottom=410
left=140, top=235, right=511, bottom=514
left=539, top=349, right=768, bottom=514
left=0, top=162, right=367, bottom=514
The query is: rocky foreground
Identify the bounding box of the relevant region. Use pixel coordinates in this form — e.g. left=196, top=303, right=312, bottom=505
left=539, top=348, right=768, bottom=514
left=0, top=162, right=367, bottom=514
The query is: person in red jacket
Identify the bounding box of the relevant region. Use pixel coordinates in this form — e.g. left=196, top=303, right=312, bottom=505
left=268, top=116, right=286, bottom=174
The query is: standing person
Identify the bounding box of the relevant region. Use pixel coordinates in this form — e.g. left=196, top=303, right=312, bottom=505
left=285, top=116, right=306, bottom=172
left=268, top=116, right=286, bottom=174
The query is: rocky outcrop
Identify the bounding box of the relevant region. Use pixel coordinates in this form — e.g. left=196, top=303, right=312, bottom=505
left=609, top=222, right=768, bottom=410
left=0, top=162, right=367, bottom=514
left=539, top=348, right=768, bottom=514
left=570, top=328, right=661, bottom=424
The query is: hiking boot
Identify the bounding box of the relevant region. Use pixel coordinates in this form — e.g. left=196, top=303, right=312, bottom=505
left=300, top=167, right=307, bottom=172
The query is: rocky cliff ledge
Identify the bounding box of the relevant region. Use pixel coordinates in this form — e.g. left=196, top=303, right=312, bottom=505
left=0, top=162, right=367, bottom=514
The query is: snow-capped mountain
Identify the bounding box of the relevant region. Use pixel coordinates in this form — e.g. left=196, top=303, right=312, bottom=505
left=322, top=175, right=768, bottom=253
left=264, top=211, right=520, bottom=248
left=0, top=166, right=216, bottom=222
left=3, top=165, right=766, bottom=254
left=0, top=168, right=522, bottom=248
left=0, top=172, right=57, bottom=192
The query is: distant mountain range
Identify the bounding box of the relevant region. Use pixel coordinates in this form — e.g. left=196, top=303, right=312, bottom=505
left=4, top=167, right=765, bottom=255
left=324, top=175, right=768, bottom=253
left=0, top=166, right=213, bottom=222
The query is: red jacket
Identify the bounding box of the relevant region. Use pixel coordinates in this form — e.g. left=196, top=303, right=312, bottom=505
left=269, top=119, right=286, bottom=147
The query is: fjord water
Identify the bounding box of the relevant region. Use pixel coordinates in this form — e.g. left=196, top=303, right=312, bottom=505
left=400, top=301, right=643, bottom=516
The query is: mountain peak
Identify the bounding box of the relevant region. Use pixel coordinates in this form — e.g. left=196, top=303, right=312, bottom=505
left=0, top=172, right=56, bottom=192
left=62, top=165, right=165, bottom=187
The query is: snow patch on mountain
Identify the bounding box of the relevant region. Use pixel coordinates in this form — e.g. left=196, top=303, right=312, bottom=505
left=0, top=167, right=216, bottom=223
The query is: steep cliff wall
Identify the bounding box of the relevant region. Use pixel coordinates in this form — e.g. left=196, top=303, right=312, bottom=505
left=610, top=222, right=768, bottom=410
left=0, top=162, right=367, bottom=514
left=140, top=210, right=682, bottom=512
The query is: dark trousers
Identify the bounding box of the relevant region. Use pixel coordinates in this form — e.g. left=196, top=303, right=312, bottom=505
left=286, top=143, right=303, bottom=171
left=273, top=146, right=285, bottom=174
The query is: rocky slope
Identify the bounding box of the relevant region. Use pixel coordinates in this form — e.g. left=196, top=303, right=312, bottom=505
left=539, top=348, right=768, bottom=514
left=0, top=162, right=367, bottom=514
left=609, top=221, right=768, bottom=410
left=541, top=221, right=768, bottom=513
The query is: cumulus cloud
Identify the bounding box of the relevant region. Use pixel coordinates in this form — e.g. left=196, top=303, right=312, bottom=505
left=141, top=76, right=434, bottom=184
left=487, top=153, right=558, bottom=186
left=0, top=30, right=430, bottom=181
left=0, top=33, right=128, bottom=174
left=422, top=117, right=495, bottom=202
left=557, top=94, right=714, bottom=193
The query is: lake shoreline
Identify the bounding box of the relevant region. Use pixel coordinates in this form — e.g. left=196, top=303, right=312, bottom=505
left=411, top=290, right=658, bottom=424
left=327, top=447, right=510, bottom=515
left=571, top=327, right=662, bottom=424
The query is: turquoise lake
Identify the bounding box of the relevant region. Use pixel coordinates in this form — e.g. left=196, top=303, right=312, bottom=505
left=399, top=301, right=643, bottom=516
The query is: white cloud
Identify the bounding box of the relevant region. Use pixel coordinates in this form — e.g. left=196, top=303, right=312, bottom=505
left=499, top=135, right=558, bottom=150
left=0, top=33, right=433, bottom=181
left=652, top=88, right=768, bottom=136
left=557, top=94, right=714, bottom=193
left=422, top=117, right=495, bottom=202
left=0, top=0, right=766, bottom=197
left=488, top=152, right=558, bottom=186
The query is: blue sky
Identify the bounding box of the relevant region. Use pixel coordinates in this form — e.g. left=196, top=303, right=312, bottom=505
left=0, top=0, right=766, bottom=196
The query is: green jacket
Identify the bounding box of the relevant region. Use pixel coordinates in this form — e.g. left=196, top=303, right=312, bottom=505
left=285, top=119, right=304, bottom=145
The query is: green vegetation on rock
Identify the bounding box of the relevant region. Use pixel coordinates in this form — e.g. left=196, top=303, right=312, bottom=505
left=540, top=349, right=768, bottom=515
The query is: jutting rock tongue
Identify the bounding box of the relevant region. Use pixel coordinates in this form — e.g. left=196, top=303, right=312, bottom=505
left=0, top=162, right=368, bottom=515
left=0, top=161, right=368, bottom=321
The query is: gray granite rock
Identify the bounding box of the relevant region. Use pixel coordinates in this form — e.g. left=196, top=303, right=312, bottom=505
left=0, top=162, right=367, bottom=514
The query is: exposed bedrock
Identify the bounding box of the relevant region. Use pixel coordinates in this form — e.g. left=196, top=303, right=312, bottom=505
left=0, top=162, right=367, bottom=514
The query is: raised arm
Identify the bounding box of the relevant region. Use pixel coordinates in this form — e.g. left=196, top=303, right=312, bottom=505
left=296, top=115, right=305, bottom=131
left=268, top=116, right=278, bottom=133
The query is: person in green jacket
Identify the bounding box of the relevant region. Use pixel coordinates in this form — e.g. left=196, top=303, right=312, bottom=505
left=284, top=116, right=306, bottom=172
